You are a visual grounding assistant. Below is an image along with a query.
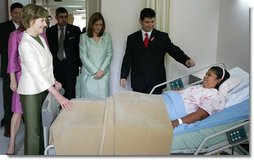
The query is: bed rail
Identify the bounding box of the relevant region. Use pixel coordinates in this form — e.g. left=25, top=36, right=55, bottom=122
left=44, top=145, right=55, bottom=155
left=194, top=120, right=249, bottom=155
left=42, top=88, right=64, bottom=150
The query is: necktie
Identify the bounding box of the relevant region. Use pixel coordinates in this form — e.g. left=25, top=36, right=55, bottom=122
left=144, top=32, right=149, bottom=48
left=57, top=27, right=65, bottom=61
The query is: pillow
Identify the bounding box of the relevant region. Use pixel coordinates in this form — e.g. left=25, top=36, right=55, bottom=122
left=219, top=77, right=241, bottom=96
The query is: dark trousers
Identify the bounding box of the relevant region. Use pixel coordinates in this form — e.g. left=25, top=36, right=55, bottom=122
left=54, top=60, right=77, bottom=99
left=1, top=70, right=12, bottom=133
left=133, top=85, right=164, bottom=94
left=20, top=91, right=47, bottom=155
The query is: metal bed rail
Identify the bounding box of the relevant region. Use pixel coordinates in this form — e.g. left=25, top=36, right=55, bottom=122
left=44, top=145, right=55, bottom=155
left=195, top=120, right=249, bottom=155
left=171, top=120, right=249, bottom=155
left=42, top=89, right=64, bottom=155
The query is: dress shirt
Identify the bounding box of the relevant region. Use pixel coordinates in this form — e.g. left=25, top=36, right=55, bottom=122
left=12, top=20, right=19, bottom=29
left=141, top=29, right=152, bottom=41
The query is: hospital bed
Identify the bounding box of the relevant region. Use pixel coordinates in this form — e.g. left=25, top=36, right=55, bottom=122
left=42, top=64, right=249, bottom=155
left=150, top=63, right=250, bottom=155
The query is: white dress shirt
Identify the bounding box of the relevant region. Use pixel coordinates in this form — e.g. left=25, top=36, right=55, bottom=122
left=141, top=29, right=152, bottom=40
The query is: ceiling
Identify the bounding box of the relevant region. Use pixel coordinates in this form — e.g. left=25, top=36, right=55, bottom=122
left=34, top=0, right=86, bottom=9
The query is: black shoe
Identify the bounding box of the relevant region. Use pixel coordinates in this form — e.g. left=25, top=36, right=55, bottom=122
left=4, top=127, right=10, bottom=137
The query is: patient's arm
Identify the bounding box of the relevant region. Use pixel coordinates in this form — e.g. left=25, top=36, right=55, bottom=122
left=171, top=107, right=209, bottom=128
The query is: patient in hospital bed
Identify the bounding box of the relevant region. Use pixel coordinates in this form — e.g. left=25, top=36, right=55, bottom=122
left=162, top=66, right=230, bottom=128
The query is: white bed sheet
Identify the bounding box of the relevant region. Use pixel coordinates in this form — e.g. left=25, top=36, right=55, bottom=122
left=225, top=67, right=249, bottom=108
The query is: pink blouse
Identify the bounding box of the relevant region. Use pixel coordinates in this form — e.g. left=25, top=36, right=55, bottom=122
left=180, top=85, right=225, bottom=115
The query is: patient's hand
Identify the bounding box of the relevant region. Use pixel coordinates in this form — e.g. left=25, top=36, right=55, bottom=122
left=171, top=120, right=178, bottom=128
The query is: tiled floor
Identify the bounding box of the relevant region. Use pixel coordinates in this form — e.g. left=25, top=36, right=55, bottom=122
left=0, top=123, right=24, bottom=155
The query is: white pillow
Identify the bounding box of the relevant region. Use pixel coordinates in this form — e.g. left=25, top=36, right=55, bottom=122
left=219, top=77, right=241, bottom=96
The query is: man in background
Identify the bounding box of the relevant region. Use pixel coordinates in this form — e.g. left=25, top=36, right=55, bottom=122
left=46, top=15, right=52, bottom=29
left=0, top=2, right=23, bottom=137
left=46, top=7, right=81, bottom=99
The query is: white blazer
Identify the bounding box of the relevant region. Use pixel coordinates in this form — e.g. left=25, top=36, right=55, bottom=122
left=17, top=32, right=55, bottom=95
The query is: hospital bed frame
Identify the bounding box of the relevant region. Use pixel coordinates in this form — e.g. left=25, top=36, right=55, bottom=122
left=42, top=89, right=63, bottom=155
left=42, top=63, right=249, bottom=155
left=195, top=121, right=249, bottom=155
left=171, top=120, right=249, bottom=155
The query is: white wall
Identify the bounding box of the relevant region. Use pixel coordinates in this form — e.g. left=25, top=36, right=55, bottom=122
left=217, top=0, right=250, bottom=72
left=101, top=0, right=146, bottom=94
left=170, top=0, right=220, bottom=77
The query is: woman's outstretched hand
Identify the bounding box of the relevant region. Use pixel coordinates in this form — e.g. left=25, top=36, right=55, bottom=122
left=48, top=86, right=72, bottom=110
left=56, top=94, right=72, bottom=110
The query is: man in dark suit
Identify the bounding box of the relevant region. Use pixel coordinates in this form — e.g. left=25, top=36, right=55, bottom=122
left=120, top=8, right=195, bottom=94
left=0, top=2, right=23, bottom=137
left=46, top=7, right=81, bottom=100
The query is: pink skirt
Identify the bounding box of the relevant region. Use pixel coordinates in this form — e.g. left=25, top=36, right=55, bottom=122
left=11, top=71, right=23, bottom=113
left=12, top=91, right=22, bottom=113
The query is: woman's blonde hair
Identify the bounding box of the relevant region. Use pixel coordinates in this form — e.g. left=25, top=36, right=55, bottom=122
left=21, top=4, right=48, bottom=29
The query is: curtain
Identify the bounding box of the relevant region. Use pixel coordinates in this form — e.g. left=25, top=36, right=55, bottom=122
left=146, top=0, right=174, bottom=82
left=145, top=0, right=171, bottom=33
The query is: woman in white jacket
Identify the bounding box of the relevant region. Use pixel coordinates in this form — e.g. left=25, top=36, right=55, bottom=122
left=17, top=4, right=72, bottom=155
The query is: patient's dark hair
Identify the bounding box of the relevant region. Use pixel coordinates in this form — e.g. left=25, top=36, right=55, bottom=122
left=210, top=66, right=230, bottom=89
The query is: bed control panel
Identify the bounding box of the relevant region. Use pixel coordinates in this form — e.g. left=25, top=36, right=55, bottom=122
left=169, top=79, right=184, bottom=90
left=226, top=126, right=248, bottom=145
